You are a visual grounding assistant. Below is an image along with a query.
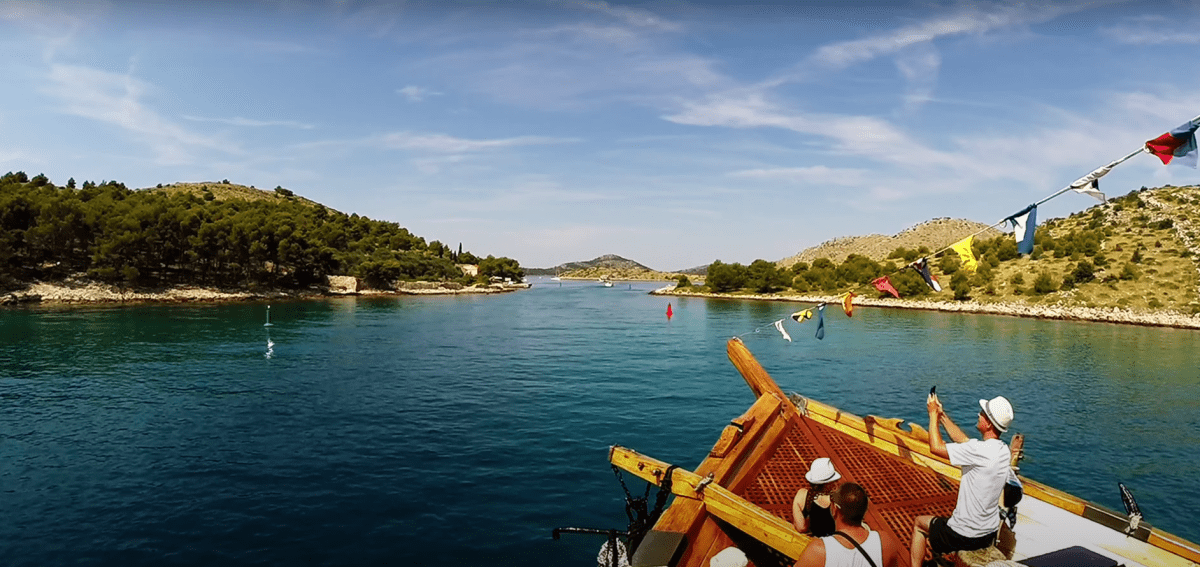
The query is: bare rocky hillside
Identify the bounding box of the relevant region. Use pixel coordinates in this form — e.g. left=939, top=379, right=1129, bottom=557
left=779, top=218, right=1005, bottom=267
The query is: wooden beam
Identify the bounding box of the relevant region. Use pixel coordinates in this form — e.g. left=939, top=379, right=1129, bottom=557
left=610, top=446, right=813, bottom=560
left=727, top=338, right=789, bottom=400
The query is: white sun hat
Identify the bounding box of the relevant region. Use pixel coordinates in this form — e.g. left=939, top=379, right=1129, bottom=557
left=979, top=396, right=1014, bottom=433
left=805, top=457, right=842, bottom=484
left=710, top=547, right=749, bottom=567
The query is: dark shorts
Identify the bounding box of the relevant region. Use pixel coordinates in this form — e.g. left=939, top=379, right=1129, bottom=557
left=928, top=516, right=996, bottom=554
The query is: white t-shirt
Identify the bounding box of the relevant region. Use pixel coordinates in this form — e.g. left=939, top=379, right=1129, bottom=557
left=821, top=529, right=882, bottom=567
left=946, top=438, right=1013, bottom=538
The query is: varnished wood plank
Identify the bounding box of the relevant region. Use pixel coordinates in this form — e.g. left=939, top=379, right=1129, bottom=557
left=727, top=338, right=789, bottom=400
left=696, top=394, right=785, bottom=484
left=679, top=517, right=736, bottom=567
left=725, top=407, right=795, bottom=495
left=610, top=446, right=813, bottom=559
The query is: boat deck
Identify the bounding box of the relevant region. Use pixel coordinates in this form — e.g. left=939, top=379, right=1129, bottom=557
left=740, top=403, right=957, bottom=553
left=610, top=338, right=1200, bottom=567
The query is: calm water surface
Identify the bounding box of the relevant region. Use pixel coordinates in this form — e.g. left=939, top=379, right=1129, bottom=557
left=2, top=279, right=1198, bottom=566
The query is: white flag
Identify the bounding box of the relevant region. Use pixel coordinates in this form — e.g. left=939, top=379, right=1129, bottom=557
left=1069, top=165, right=1111, bottom=202
left=773, top=319, right=792, bottom=342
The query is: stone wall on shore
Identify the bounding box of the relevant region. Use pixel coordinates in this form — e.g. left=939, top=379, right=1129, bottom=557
left=652, top=286, right=1200, bottom=330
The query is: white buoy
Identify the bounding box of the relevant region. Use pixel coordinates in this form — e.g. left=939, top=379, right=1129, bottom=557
left=264, top=305, right=273, bottom=327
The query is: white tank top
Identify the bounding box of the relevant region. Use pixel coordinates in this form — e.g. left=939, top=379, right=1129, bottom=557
left=821, top=529, right=882, bottom=567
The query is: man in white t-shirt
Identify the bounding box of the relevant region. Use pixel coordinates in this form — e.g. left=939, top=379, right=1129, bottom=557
left=909, top=393, right=1015, bottom=567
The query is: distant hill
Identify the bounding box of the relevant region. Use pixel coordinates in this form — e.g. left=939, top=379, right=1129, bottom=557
left=151, top=181, right=326, bottom=208
left=524, top=254, right=652, bottom=275
left=524, top=254, right=699, bottom=282
left=779, top=218, right=1005, bottom=267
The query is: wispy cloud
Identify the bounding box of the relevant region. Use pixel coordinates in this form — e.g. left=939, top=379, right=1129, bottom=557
left=571, top=0, right=684, bottom=32
left=729, top=165, right=868, bottom=186
left=748, top=2, right=1099, bottom=113
left=664, top=91, right=956, bottom=170
left=42, top=63, right=236, bottom=164
left=419, top=7, right=722, bottom=111
left=1101, top=16, right=1200, bottom=45
left=251, top=39, right=324, bottom=54
left=0, top=1, right=104, bottom=31
left=806, top=3, right=1073, bottom=71
left=181, top=115, right=315, bottom=129
left=397, top=85, right=442, bottom=102
left=381, top=132, right=575, bottom=153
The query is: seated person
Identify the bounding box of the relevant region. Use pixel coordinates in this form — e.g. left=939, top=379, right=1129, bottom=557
left=793, top=457, right=841, bottom=537
left=794, top=482, right=906, bottom=567
left=910, top=393, right=1016, bottom=567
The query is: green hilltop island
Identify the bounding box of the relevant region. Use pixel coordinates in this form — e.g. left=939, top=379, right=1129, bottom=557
left=0, top=174, right=527, bottom=304
left=653, top=185, right=1200, bottom=329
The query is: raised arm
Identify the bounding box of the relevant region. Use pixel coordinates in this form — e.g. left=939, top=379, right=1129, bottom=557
left=927, top=394, right=949, bottom=460
left=940, top=411, right=969, bottom=444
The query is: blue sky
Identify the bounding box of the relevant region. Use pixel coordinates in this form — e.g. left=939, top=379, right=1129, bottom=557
left=3, top=1, right=1200, bottom=271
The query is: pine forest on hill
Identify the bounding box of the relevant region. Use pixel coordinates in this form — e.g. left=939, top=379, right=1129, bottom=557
left=0, top=173, right=524, bottom=293
left=672, top=185, right=1200, bottom=315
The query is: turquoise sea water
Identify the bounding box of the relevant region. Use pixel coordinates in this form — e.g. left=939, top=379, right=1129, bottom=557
left=2, top=279, right=1198, bottom=566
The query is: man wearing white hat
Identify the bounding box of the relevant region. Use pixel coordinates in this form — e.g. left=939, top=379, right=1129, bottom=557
left=909, top=393, right=1016, bottom=567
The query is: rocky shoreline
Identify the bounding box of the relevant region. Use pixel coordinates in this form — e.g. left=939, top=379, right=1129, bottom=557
left=1, top=279, right=531, bottom=306
left=652, top=287, right=1200, bottom=330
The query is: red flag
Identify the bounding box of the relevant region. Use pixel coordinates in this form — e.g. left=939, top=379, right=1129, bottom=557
left=872, top=276, right=901, bottom=299
left=1146, top=118, right=1200, bottom=166
left=666, top=303, right=673, bottom=319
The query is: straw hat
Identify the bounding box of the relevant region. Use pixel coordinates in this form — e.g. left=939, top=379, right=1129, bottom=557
left=805, top=457, right=841, bottom=484
left=979, top=396, right=1014, bottom=432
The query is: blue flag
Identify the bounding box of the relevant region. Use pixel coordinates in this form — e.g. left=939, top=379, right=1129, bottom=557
left=1005, top=204, right=1037, bottom=255
left=815, top=305, right=826, bottom=340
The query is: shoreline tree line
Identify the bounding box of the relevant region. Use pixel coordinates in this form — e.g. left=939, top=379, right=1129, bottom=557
left=0, top=172, right=524, bottom=290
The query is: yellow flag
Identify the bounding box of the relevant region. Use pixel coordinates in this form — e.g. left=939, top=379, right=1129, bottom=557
left=951, top=235, right=978, bottom=272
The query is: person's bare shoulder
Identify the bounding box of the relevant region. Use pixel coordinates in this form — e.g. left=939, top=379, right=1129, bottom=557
left=793, top=537, right=825, bottom=567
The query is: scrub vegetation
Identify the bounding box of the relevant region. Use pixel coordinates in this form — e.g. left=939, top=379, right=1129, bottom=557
left=684, top=185, right=1200, bottom=315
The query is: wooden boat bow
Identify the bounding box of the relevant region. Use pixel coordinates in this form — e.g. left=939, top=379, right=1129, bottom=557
left=606, top=338, right=1200, bottom=567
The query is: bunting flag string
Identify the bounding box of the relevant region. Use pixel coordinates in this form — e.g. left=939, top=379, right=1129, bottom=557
left=815, top=305, right=826, bottom=340
left=1146, top=118, right=1200, bottom=168
left=950, top=235, right=978, bottom=273
left=910, top=257, right=942, bottom=292
left=1004, top=204, right=1037, bottom=255
left=872, top=276, right=900, bottom=299
left=1069, top=165, right=1111, bottom=201
left=726, top=114, right=1199, bottom=343
left=773, top=319, right=792, bottom=342
left=791, top=309, right=813, bottom=323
